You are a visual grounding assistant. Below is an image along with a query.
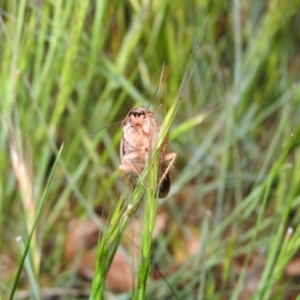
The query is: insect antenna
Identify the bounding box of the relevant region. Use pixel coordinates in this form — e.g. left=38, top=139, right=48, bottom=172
left=89, top=120, right=122, bottom=137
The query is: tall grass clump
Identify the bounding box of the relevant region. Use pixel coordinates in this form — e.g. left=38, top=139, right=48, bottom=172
left=1, top=0, right=300, bottom=299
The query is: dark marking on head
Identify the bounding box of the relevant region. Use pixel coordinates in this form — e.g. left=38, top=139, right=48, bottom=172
left=129, top=109, right=146, bottom=118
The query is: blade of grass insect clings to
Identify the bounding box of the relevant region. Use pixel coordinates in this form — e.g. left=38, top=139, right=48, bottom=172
left=92, top=130, right=166, bottom=298
left=137, top=149, right=159, bottom=299
left=91, top=174, right=146, bottom=298
left=135, top=20, right=207, bottom=298
left=9, top=143, right=64, bottom=300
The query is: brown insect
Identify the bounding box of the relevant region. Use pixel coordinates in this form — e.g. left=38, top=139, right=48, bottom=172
left=119, top=107, right=176, bottom=198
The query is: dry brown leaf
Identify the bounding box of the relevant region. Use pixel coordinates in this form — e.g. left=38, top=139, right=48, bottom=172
left=75, top=247, right=134, bottom=292
left=106, top=249, right=134, bottom=292
left=77, top=250, right=97, bottom=280
left=64, top=218, right=100, bottom=260
left=286, top=258, right=300, bottom=277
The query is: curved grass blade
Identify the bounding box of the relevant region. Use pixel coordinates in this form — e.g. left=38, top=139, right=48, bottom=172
left=9, top=143, right=64, bottom=300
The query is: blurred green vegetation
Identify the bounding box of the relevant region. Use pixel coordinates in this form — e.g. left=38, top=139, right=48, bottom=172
left=1, top=0, right=300, bottom=299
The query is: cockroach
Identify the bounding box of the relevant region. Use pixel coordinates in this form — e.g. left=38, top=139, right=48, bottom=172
left=119, top=107, right=176, bottom=198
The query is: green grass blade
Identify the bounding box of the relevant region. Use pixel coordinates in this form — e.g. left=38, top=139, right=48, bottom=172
left=9, top=143, right=64, bottom=300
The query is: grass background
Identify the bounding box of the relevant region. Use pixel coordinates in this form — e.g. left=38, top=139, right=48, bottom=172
left=1, top=0, right=300, bottom=299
